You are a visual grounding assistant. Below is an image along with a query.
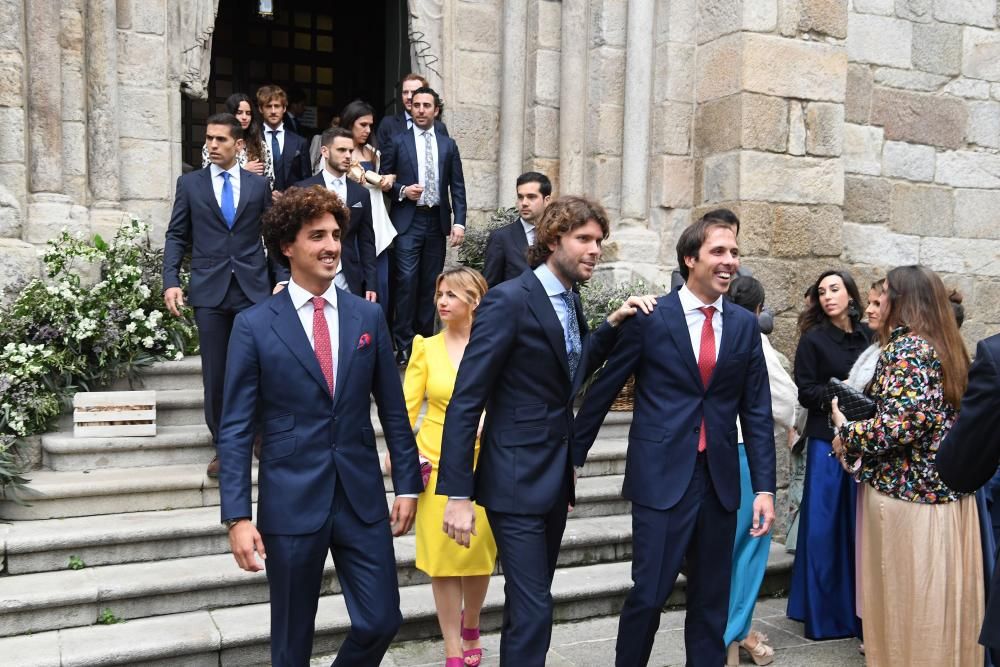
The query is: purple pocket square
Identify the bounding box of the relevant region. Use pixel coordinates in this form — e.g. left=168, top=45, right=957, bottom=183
left=357, top=332, right=372, bottom=350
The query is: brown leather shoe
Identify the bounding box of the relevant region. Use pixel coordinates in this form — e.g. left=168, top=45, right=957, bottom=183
left=206, top=455, right=220, bottom=478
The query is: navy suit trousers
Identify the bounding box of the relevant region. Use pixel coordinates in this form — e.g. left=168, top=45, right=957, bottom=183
left=262, top=482, right=402, bottom=667
left=616, top=453, right=736, bottom=667
left=485, top=476, right=571, bottom=667
left=392, top=207, right=446, bottom=353
left=193, top=277, right=254, bottom=445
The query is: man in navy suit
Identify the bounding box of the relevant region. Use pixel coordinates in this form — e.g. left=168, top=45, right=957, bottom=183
left=375, top=73, right=449, bottom=153
left=437, top=196, right=653, bottom=666
left=294, top=127, right=377, bottom=300
left=937, top=333, right=1000, bottom=663
left=573, top=213, right=776, bottom=666
left=163, top=112, right=285, bottom=477
left=483, top=172, right=552, bottom=288
left=257, top=85, right=311, bottom=193
left=380, top=86, right=466, bottom=364
left=218, top=186, right=422, bottom=666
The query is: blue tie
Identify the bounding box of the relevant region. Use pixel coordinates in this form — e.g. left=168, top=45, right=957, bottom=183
left=558, top=291, right=582, bottom=379
left=270, top=129, right=281, bottom=164
left=221, top=172, right=235, bottom=228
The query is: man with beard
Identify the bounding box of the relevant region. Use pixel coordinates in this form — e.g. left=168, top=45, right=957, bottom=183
left=436, top=196, right=654, bottom=666
left=483, top=172, right=553, bottom=288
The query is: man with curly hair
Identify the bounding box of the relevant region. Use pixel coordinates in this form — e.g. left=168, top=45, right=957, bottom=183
left=217, top=185, right=423, bottom=666
left=437, top=196, right=653, bottom=666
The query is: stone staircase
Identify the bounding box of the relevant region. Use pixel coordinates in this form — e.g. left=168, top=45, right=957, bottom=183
left=0, top=356, right=792, bottom=666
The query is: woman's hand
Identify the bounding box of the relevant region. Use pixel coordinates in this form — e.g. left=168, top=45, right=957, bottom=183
left=830, top=396, right=846, bottom=428
left=244, top=159, right=265, bottom=175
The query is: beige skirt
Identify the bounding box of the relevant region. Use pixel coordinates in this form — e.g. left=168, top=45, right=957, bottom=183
left=860, top=485, right=985, bottom=667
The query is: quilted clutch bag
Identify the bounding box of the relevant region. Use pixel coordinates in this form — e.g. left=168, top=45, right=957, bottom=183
left=822, top=378, right=876, bottom=422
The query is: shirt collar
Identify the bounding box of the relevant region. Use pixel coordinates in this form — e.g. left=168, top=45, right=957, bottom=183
left=266, top=122, right=284, bottom=134
left=534, top=262, right=570, bottom=297
left=520, top=218, right=534, bottom=236
left=678, top=284, right=724, bottom=314
left=209, top=162, right=240, bottom=180
left=287, top=277, right=339, bottom=312
left=413, top=123, right=435, bottom=138
left=322, top=167, right=345, bottom=189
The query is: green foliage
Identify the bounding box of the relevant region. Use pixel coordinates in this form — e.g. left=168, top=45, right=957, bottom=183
left=68, top=555, right=86, bottom=570
left=580, top=278, right=650, bottom=331
left=96, top=608, right=123, bottom=625
left=0, top=218, right=198, bottom=501
left=457, top=207, right=519, bottom=274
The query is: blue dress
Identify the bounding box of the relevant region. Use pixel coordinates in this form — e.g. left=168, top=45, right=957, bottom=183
left=724, top=443, right=773, bottom=644
left=787, top=438, right=859, bottom=639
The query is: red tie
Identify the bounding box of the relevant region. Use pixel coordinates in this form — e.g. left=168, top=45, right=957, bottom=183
left=697, top=306, right=717, bottom=452
left=312, top=297, right=335, bottom=397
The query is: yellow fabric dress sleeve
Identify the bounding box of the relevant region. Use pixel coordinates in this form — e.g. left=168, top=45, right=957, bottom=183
left=403, top=335, right=428, bottom=430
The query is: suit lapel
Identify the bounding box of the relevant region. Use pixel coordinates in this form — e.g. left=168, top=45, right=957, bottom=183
left=200, top=168, right=228, bottom=228
left=332, top=293, right=362, bottom=411
left=570, top=291, right=590, bottom=393
left=707, top=302, right=736, bottom=391
left=232, top=168, right=254, bottom=226
left=270, top=290, right=331, bottom=398
left=403, top=133, right=419, bottom=175
left=525, top=274, right=571, bottom=378
left=436, top=135, right=447, bottom=189
left=661, top=292, right=704, bottom=389
left=512, top=222, right=528, bottom=252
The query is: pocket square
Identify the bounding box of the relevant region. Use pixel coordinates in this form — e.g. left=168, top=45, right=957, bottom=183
left=357, top=332, right=372, bottom=350
left=351, top=201, right=363, bottom=208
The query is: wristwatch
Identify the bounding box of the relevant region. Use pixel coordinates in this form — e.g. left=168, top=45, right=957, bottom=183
left=223, top=517, right=249, bottom=530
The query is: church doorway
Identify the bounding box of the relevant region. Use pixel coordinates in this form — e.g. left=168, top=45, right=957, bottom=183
left=181, top=0, right=411, bottom=170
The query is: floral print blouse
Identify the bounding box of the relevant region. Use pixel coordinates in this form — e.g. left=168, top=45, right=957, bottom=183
left=837, top=327, right=963, bottom=504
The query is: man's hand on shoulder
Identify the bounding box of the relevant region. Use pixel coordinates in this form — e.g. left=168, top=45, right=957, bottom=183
left=607, top=294, right=657, bottom=327
left=272, top=282, right=287, bottom=295
left=228, top=519, right=266, bottom=572
left=164, top=287, right=185, bottom=317
left=390, top=496, right=417, bottom=536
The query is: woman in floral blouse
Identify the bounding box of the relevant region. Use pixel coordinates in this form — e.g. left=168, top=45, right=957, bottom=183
left=832, top=265, right=982, bottom=667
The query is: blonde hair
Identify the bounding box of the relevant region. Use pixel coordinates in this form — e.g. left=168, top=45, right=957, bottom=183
left=435, top=266, right=488, bottom=323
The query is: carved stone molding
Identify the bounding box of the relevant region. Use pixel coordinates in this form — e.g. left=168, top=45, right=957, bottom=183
left=168, top=0, right=220, bottom=100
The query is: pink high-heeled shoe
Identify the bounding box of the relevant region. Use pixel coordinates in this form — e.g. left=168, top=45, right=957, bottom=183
left=460, top=611, right=483, bottom=666
left=445, top=658, right=464, bottom=667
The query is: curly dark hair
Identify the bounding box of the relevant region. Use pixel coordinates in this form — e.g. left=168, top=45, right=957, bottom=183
left=263, top=186, right=350, bottom=269
left=527, top=196, right=610, bottom=268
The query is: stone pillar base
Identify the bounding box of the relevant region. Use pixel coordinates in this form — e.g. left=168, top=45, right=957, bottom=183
left=0, top=238, right=43, bottom=298
left=89, top=206, right=129, bottom=243
left=24, top=194, right=89, bottom=244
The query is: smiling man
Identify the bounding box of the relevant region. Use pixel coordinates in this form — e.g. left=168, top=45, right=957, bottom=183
left=217, top=185, right=423, bottom=666
left=573, top=212, right=777, bottom=667
left=436, top=196, right=653, bottom=666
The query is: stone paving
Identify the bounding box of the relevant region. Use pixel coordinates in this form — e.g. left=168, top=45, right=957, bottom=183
left=315, top=596, right=866, bottom=666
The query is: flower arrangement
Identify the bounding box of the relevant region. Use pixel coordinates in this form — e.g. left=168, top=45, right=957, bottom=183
left=580, top=278, right=650, bottom=331
left=0, top=217, right=198, bottom=501
left=457, top=206, right=519, bottom=274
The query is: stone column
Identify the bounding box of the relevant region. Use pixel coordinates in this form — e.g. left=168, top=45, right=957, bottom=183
left=24, top=0, right=63, bottom=194
left=87, top=0, right=121, bottom=208
left=498, top=0, right=527, bottom=202
left=558, top=0, right=587, bottom=193
left=619, top=0, right=655, bottom=222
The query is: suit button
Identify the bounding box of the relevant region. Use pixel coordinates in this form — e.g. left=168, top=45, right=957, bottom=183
left=693, top=426, right=700, bottom=434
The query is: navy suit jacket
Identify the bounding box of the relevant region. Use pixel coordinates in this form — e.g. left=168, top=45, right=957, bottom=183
left=483, top=220, right=530, bottom=288
left=574, top=291, right=776, bottom=512
left=271, top=129, right=311, bottom=191
left=293, top=175, right=377, bottom=296
left=217, top=288, right=423, bottom=535
left=163, top=166, right=286, bottom=308
left=375, top=112, right=448, bottom=153
left=937, top=333, right=1000, bottom=650
left=436, top=269, right=617, bottom=515
left=380, top=129, right=466, bottom=236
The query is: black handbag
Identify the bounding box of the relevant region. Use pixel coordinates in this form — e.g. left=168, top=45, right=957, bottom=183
left=822, top=378, right=876, bottom=422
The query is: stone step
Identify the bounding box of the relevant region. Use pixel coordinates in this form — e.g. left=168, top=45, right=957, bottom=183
left=0, top=514, right=635, bottom=638
left=0, top=461, right=628, bottom=522
left=41, top=424, right=214, bottom=471
left=110, top=355, right=205, bottom=391
left=0, top=548, right=794, bottom=667
left=4, top=439, right=629, bottom=574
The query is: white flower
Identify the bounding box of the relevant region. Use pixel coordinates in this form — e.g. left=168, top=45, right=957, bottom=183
left=138, top=284, right=151, bottom=299
left=142, top=337, right=154, bottom=348
left=130, top=308, right=145, bottom=320
left=125, top=322, right=137, bottom=333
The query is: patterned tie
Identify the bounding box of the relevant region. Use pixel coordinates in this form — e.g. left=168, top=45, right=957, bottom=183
left=312, top=297, right=335, bottom=397
left=220, top=172, right=235, bottom=229
left=559, top=291, right=582, bottom=379
left=270, top=129, right=282, bottom=163
left=421, top=130, right=438, bottom=207
left=697, top=306, right=717, bottom=452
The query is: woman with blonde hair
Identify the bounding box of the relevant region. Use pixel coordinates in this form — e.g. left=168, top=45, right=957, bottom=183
left=832, top=264, right=983, bottom=666
left=387, top=266, right=496, bottom=666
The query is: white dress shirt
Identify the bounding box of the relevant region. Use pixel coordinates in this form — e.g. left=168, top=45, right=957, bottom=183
left=209, top=162, right=241, bottom=210
left=320, top=168, right=350, bottom=288
left=287, top=279, right=340, bottom=377
left=534, top=262, right=575, bottom=356
left=265, top=122, right=286, bottom=155
left=520, top=218, right=536, bottom=246
left=412, top=124, right=438, bottom=205
left=677, top=284, right=723, bottom=362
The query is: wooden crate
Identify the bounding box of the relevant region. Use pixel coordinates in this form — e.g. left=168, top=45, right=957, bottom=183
left=73, top=391, right=156, bottom=438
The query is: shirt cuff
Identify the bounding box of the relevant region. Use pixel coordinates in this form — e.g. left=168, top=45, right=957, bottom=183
left=452, top=224, right=465, bottom=229
left=397, top=493, right=419, bottom=499
left=448, top=496, right=470, bottom=500
left=398, top=186, right=406, bottom=202
left=755, top=491, right=775, bottom=497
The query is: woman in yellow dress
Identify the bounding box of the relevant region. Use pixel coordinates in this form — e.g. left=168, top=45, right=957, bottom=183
left=395, top=266, right=496, bottom=666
